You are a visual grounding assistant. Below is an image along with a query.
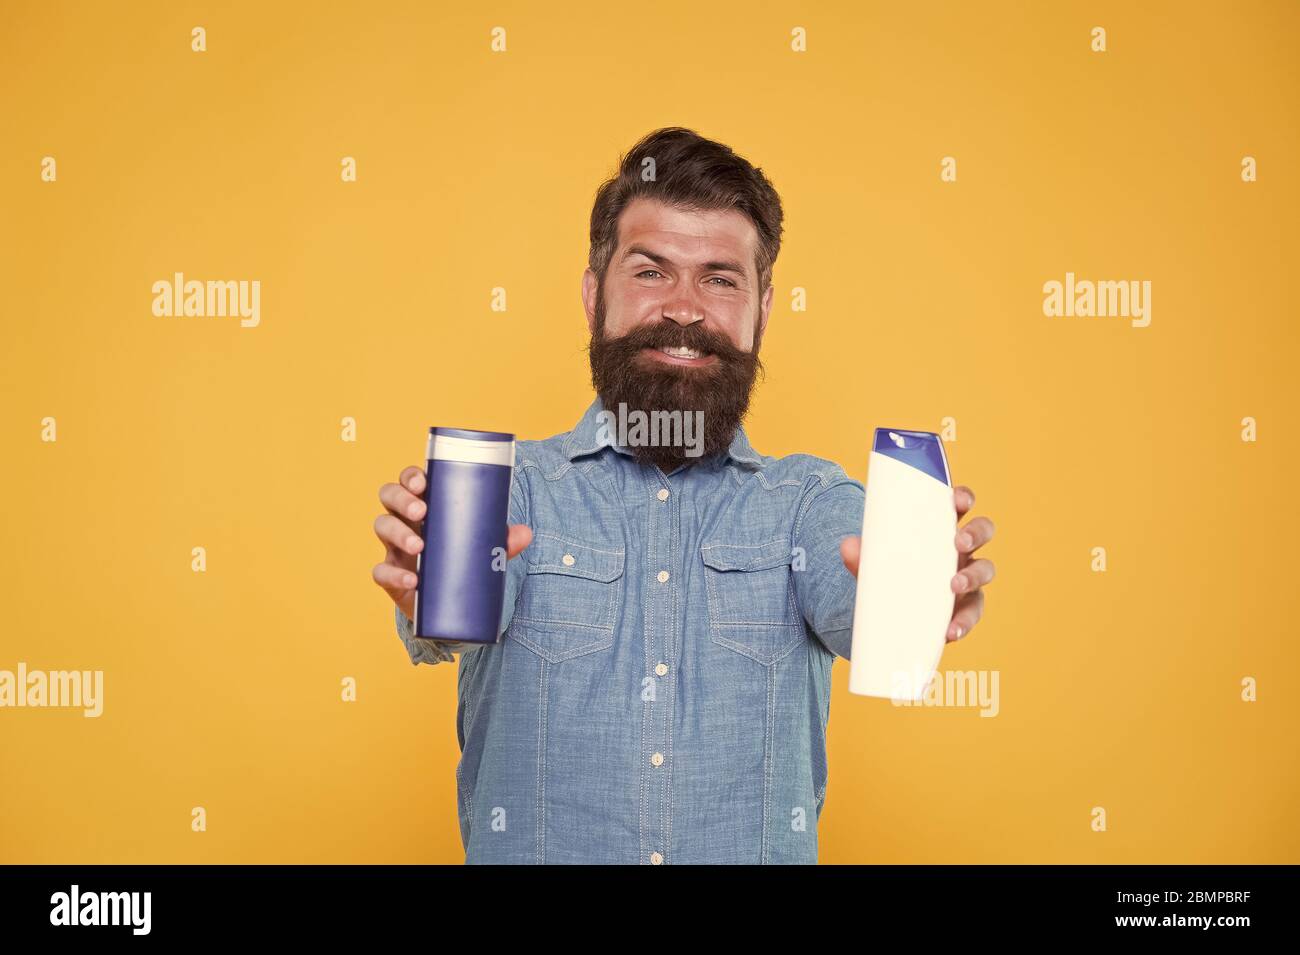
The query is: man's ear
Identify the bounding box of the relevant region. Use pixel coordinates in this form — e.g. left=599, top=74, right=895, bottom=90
left=581, top=269, right=598, bottom=335
left=756, top=282, right=775, bottom=343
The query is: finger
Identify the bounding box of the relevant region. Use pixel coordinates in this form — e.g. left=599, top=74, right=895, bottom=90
left=379, top=481, right=425, bottom=529
left=507, top=524, right=533, bottom=560
left=839, top=535, right=860, bottom=578
left=955, top=515, right=995, bottom=554
left=946, top=588, right=985, bottom=641
left=374, top=513, right=423, bottom=559
left=372, top=561, right=419, bottom=597
left=952, top=557, right=996, bottom=594
left=379, top=536, right=417, bottom=574
left=953, top=485, right=975, bottom=517
left=399, top=465, right=426, bottom=497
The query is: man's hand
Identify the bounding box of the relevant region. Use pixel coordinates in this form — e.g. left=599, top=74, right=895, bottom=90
left=372, top=465, right=533, bottom=622
left=838, top=484, right=995, bottom=643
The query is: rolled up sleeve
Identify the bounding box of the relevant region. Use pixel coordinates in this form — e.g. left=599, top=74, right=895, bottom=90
left=792, top=467, right=865, bottom=660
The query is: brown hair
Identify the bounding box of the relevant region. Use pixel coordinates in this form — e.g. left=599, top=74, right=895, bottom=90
left=588, top=127, right=785, bottom=294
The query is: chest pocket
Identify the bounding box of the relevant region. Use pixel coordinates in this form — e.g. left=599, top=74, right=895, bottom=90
left=700, top=537, right=803, bottom=666
left=511, top=532, right=625, bottom=663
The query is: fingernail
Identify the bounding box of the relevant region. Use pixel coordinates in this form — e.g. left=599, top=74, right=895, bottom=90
left=408, top=502, right=423, bottom=519
left=953, top=574, right=966, bottom=592
left=405, top=574, right=417, bottom=588
left=407, top=537, right=421, bottom=552
left=953, top=625, right=964, bottom=640
left=959, top=533, right=974, bottom=550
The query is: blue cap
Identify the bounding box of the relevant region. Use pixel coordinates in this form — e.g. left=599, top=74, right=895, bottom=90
left=429, top=427, right=515, bottom=441
left=873, top=428, right=951, bottom=486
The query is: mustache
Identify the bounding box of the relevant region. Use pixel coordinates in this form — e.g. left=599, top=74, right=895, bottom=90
left=596, top=321, right=752, bottom=361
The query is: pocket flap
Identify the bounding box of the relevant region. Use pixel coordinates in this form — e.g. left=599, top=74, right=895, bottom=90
left=700, top=538, right=793, bottom=572
left=526, top=533, right=625, bottom=582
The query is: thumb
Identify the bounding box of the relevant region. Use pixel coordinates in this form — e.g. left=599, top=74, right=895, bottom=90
left=839, top=535, right=860, bottom=578
left=506, top=524, right=533, bottom=560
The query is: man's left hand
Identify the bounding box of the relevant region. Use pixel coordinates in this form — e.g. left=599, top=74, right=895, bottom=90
left=838, top=484, right=995, bottom=642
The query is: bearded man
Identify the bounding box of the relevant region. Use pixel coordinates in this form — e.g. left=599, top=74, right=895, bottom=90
left=371, top=127, right=997, bottom=864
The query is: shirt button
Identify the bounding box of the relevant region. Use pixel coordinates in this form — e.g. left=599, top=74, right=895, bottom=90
left=650, top=752, right=664, bottom=766
left=656, top=488, right=669, bottom=502
left=561, top=553, right=575, bottom=566
left=657, top=570, right=670, bottom=583
left=655, top=663, right=668, bottom=676
left=650, top=852, right=663, bottom=865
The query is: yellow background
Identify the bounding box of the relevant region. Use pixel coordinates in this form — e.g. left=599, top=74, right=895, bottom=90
left=1, top=0, right=1295, bottom=863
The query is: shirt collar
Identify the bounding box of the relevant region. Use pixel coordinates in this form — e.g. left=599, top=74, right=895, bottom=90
left=562, top=396, right=764, bottom=469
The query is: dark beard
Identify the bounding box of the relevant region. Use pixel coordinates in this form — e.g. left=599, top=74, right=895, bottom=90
left=587, top=286, right=764, bottom=473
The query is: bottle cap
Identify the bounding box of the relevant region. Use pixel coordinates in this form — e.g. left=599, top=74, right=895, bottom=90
left=873, top=428, right=950, bottom=486
left=426, top=427, right=515, bottom=467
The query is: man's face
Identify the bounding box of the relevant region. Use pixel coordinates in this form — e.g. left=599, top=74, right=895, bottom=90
left=583, top=196, right=773, bottom=353
left=583, top=197, right=775, bottom=472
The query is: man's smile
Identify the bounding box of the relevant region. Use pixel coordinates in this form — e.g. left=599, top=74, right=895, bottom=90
left=640, top=345, right=719, bottom=367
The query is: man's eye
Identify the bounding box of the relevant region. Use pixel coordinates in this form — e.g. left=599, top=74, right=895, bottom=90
left=707, top=276, right=736, bottom=288
left=636, top=269, right=662, bottom=280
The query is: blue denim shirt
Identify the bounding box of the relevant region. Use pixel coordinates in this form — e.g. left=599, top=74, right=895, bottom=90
left=394, top=397, right=865, bottom=863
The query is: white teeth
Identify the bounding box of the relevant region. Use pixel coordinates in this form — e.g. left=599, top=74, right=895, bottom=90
left=659, top=346, right=703, bottom=359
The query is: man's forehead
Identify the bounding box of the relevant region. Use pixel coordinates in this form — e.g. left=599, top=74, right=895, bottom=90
left=616, top=198, right=757, bottom=263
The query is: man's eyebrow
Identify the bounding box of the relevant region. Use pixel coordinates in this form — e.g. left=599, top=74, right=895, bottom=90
left=621, top=245, right=748, bottom=276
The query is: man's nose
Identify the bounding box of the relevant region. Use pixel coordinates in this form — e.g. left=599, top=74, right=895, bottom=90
left=662, top=290, right=705, bottom=326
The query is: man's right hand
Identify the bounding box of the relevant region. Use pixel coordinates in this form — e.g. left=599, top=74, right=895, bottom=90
left=372, top=465, right=533, bottom=623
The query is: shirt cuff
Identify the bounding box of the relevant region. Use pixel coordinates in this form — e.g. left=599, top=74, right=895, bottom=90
left=394, top=604, right=459, bottom=666
left=812, top=620, right=854, bottom=660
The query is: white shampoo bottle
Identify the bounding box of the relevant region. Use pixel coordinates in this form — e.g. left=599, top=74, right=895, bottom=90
left=848, top=428, right=958, bottom=701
